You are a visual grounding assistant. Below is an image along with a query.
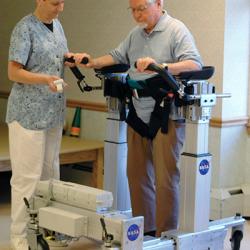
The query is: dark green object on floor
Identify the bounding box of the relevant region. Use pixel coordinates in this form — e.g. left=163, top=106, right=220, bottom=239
left=70, top=107, right=81, bottom=137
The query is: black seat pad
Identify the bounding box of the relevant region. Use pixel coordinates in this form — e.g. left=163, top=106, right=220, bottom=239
left=177, top=66, right=215, bottom=81
left=94, top=64, right=130, bottom=74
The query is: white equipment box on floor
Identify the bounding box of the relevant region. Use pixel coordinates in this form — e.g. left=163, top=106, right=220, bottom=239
left=211, top=184, right=250, bottom=220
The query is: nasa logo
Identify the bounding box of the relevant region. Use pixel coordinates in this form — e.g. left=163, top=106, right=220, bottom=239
left=127, top=224, right=140, bottom=241
left=199, top=159, right=210, bottom=175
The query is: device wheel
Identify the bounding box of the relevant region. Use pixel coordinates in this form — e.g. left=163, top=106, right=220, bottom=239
left=29, top=234, right=50, bottom=250
left=28, top=234, right=50, bottom=250
left=230, top=230, right=243, bottom=250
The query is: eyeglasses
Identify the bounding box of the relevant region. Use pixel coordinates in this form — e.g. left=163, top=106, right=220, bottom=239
left=127, top=4, right=150, bottom=14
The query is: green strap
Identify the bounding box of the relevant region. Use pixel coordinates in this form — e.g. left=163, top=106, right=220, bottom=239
left=127, top=79, right=145, bottom=90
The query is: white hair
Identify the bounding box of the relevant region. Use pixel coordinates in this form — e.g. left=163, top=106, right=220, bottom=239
left=147, top=0, right=163, bottom=4
left=147, top=0, right=163, bottom=5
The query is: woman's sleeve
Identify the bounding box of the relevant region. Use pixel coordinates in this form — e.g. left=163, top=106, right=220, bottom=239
left=9, top=21, right=31, bottom=66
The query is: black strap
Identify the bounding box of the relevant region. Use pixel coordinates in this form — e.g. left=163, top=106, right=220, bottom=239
left=125, top=74, right=175, bottom=139
left=134, top=88, right=151, bottom=97
left=126, top=103, right=152, bottom=138
left=161, top=96, right=173, bottom=133
left=104, top=78, right=131, bottom=121
left=126, top=94, right=173, bottom=139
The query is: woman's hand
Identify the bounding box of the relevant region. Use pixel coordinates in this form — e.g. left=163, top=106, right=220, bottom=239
left=64, top=52, right=77, bottom=67
left=46, top=75, right=61, bottom=92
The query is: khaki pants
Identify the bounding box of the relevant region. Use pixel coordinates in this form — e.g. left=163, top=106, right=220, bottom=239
left=127, top=119, right=185, bottom=237
left=8, top=121, right=62, bottom=239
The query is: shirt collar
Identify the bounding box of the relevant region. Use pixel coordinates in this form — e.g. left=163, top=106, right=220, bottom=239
left=153, top=10, right=169, bottom=32
left=141, top=10, right=169, bottom=36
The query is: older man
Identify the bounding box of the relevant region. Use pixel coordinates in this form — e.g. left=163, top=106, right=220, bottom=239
left=7, top=1, right=67, bottom=249
left=71, top=0, right=202, bottom=237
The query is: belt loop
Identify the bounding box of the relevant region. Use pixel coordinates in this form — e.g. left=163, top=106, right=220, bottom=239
left=132, top=89, right=139, bottom=99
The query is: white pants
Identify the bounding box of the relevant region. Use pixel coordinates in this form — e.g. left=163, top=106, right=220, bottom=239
left=8, top=121, right=62, bottom=239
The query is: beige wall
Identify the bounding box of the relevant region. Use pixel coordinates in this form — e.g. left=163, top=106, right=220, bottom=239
left=0, top=1, right=249, bottom=138
left=1, top=0, right=250, bottom=194
left=0, top=1, right=134, bottom=138
left=167, top=0, right=226, bottom=118
left=167, top=0, right=250, bottom=188
left=0, top=1, right=228, bottom=99
left=0, top=0, right=228, bottom=133
left=0, top=1, right=249, bottom=123
left=0, top=0, right=35, bottom=92
left=61, top=0, right=134, bottom=103
left=166, top=1, right=226, bottom=81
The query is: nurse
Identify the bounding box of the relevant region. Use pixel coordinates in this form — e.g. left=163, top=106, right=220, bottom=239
left=6, top=1, right=68, bottom=249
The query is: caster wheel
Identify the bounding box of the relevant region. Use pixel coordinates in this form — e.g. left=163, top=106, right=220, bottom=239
left=230, top=230, right=243, bottom=250
left=29, top=234, right=50, bottom=250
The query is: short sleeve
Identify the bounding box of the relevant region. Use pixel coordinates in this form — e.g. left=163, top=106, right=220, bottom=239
left=9, top=21, right=31, bottom=66
left=172, top=22, right=202, bottom=66
left=109, top=29, right=135, bottom=64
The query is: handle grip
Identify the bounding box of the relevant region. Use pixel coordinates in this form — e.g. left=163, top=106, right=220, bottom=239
left=135, top=62, right=182, bottom=95
left=65, top=56, right=89, bottom=64
left=65, top=56, right=88, bottom=81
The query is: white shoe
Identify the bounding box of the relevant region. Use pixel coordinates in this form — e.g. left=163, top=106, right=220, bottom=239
left=10, top=237, right=29, bottom=250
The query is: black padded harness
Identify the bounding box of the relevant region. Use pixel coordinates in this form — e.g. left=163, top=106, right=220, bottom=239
left=126, top=75, right=174, bottom=140
left=104, top=74, right=175, bottom=140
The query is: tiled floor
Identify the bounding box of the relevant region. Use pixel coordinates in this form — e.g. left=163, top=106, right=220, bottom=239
left=1, top=172, right=250, bottom=250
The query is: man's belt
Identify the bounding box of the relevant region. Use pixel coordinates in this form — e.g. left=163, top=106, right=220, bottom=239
left=128, top=75, right=172, bottom=99
left=132, top=88, right=151, bottom=98
left=128, top=77, right=156, bottom=99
